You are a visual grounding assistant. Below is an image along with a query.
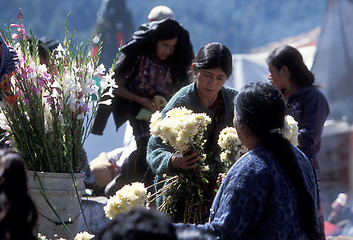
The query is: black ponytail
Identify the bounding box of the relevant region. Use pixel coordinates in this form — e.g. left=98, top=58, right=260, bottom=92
left=235, top=82, right=320, bottom=239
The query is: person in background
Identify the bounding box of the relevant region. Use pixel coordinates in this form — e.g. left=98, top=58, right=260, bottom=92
left=92, top=18, right=194, bottom=197
left=175, top=82, right=322, bottom=239
left=148, top=5, right=174, bottom=22
left=147, top=42, right=236, bottom=222
left=267, top=45, right=329, bottom=238
left=0, top=35, right=18, bottom=148
left=0, top=148, right=37, bottom=240
left=37, top=37, right=60, bottom=66
left=0, top=35, right=18, bottom=82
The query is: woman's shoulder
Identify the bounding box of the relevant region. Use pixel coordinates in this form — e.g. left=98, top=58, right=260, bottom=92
left=232, top=146, right=273, bottom=173
left=221, top=85, right=238, bottom=100
left=296, top=86, right=327, bottom=100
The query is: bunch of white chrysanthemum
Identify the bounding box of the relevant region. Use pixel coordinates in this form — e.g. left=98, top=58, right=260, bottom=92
left=218, top=127, right=248, bottom=170
left=73, top=231, right=95, bottom=240
left=104, top=182, right=148, bottom=220
left=150, top=107, right=211, bottom=155
left=283, top=115, right=299, bottom=146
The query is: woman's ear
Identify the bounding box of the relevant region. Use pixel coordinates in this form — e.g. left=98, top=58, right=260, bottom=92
left=281, top=65, right=289, bottom=75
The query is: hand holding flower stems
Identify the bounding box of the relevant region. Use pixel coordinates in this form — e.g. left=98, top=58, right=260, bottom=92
left=170, top=149, right=200, bottom=169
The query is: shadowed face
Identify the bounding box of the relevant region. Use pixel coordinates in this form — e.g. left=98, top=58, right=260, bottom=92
left=268, top=65, right=291, bottom=98
left=155, top=38, right=178, bottom=61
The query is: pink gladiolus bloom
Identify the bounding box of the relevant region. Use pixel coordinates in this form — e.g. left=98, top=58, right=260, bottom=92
left=34, top=88, right=41, bottom=95
left=17, top=10, right=23, bottom=22
left=37, top=79, right=45, bottom=87
left=45, top=96, right=51, bottom=104
left=12, top=33, right=19, bottom=39
left=5, top=140, right=12, bottom=147
left=18, top=28, right=27, bottom=37
left=10, top=24, right=19, bottom=28
left=16, top=90, right=24, bottom=98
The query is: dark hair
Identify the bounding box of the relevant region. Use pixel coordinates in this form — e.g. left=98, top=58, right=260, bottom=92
left=193, top=42, right=233, bottom=78
left=96, top=207, right=177, bottom=240
left=115, top=19, right=194, bottom=89
left=266, top=45, right=315, bottom=87
left=235, top=82, right=320, bottom=239
left=0, top=148, right=37, bottom=240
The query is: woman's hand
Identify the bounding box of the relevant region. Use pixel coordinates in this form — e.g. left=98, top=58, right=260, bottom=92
left=114, top=82, right=157, bottom=111
left=170, top=149, right=199, bottom=169
left=137, top=96, right=157, bottom=112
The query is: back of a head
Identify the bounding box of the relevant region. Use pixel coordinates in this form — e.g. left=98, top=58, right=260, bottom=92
left=0, top=148, right=28, bottom=195
left=235, top=82, right=285, bottom=137
left=266, top=45, right=314, bottom=87
left=97, top=207, right=177, bottom=240
left=193, top=42, right=233, bottom=78
left=236, top=82, right=320, bottom=239
left=148, top=5, right=174, bottom=22
left=0, top=148, right=38, bottom=240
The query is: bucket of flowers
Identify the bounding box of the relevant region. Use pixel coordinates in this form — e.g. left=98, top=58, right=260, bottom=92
left=0, top=10, right=117, bottom=239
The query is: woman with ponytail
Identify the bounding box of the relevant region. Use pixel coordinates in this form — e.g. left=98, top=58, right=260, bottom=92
left=175, top=82, right=321, bottom=239
left=267, top=45, right=329, bottom=238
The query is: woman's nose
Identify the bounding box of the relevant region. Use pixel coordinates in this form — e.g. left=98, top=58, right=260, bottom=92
left=268, top=73, right=272, bottom=81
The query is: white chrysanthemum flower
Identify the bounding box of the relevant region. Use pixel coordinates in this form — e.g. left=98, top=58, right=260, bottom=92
left=104, top=182, right=147, bottom=220
left=150, top=107, right=211, bottom=154
left=283, top=115, right=299, bottom=146
left=37, top=233, right=48, bottom=240
left=74, top=231, right=95, bottom=240
left=218, top=127, right=248, bottom=168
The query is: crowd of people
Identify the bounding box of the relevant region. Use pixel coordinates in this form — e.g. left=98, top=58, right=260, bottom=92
left=0, top=4, right=337, bottom=240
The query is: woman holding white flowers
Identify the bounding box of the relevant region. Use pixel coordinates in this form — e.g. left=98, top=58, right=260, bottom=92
left=175, top=82, right=322, bottom=239
left=267, top=45, right=329, bottom=237
left=147, top=42, right=237, bottom=223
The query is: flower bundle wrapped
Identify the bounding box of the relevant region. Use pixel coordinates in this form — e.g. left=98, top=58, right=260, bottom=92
left=150, top=107, right=212, bottom=223
left=218, top=127, right=248, bottom=171
left=283, top=115, right=299, bottom=146
left=0, top=11, right=117, bottom=173
left=104, top=182, right=148, bottom=220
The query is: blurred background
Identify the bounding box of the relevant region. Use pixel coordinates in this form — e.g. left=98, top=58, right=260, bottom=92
left=1, top=0, right=353, bottom=222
